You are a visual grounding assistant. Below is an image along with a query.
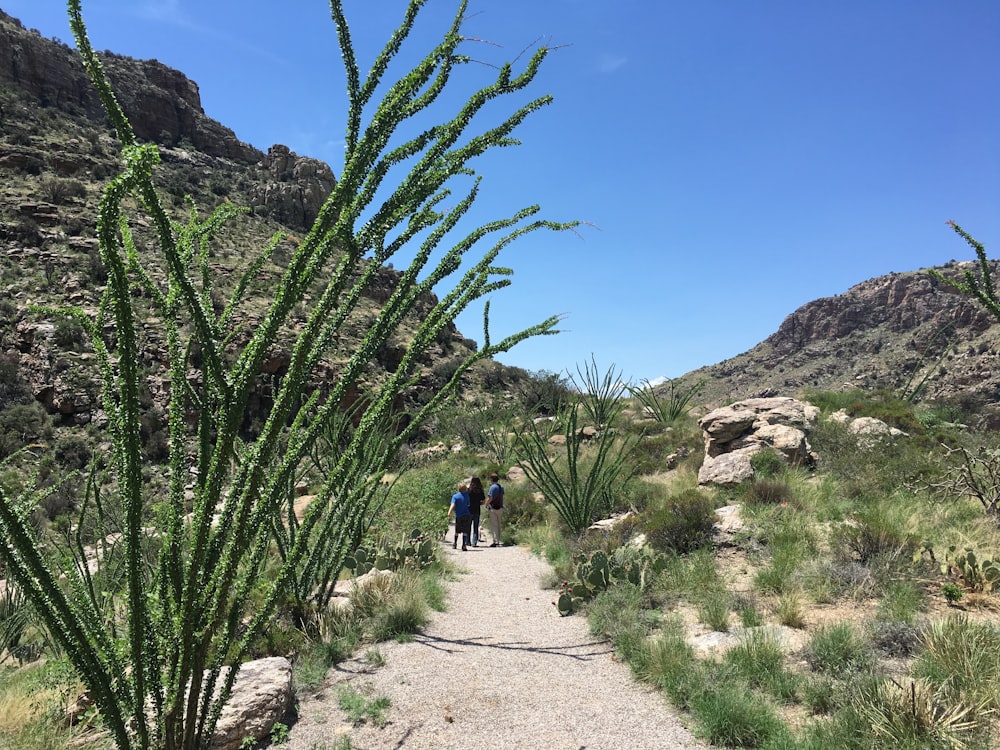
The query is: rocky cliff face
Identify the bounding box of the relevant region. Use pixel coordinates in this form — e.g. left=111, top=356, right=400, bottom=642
left=0, top=9, right=260, bottom=162
left=0, top=8, right=478, bottom=438
left=687, top=263, right=1000, bottom=413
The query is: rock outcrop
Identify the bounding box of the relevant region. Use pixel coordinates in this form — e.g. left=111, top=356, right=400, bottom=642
left=698, top=396, right=819, bottom=485
left=211, top=657, right=293, bottom=750
left=249, top=144, right=336, bottom=231
left=0, top=10, right=261, bottom=163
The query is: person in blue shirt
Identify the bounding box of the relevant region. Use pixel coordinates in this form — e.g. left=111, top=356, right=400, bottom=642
left=447, top=482, right=472, bottom=551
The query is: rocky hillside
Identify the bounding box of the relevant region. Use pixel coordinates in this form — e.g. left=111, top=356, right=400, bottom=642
left=683, top=264, right=1000, bottom=419
left=0, top=8, right=512, bottom=441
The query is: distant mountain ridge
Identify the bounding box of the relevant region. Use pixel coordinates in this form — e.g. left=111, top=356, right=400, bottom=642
left=683, top=263, right=1000, bottom=416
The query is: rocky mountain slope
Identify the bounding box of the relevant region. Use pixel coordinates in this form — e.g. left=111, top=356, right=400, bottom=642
left=684, top=263, right=1000, bottom=418
left=0, top=9, right=502, bottom=440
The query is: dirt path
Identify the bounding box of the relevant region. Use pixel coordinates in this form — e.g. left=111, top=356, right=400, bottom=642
left=285, top=539, right=706, bottom=750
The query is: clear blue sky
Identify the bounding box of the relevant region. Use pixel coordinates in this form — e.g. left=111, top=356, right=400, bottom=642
left=8, top=1, right=1000, bottom=383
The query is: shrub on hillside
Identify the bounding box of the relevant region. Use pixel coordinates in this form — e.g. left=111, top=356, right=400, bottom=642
left=0, top=402, right=53, bottom=459
left=0, top=355, right=31, bottom=410
left=745, top=477, right=796, bottom=506
left=643, top=489, right=716, bottom=554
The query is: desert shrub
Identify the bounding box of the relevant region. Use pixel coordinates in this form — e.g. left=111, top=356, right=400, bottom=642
left=53, top=432, right=91, bottom=472
left=500, top=486, right=547, bottom=542
left=380, top=463, right=456, bottom=539
left=804, top=623, right=873, bottom=676
left=691, top=684, right=790, bottom=748
left=0, top=402, right=53, bottom=458
left=636, top=620, right=700, bottom=703
left=876, top=580, right=925, bottom=624
left=912, top=615, right=1000, bottom=713
left=750, top=447, right=786, bottom=479
left=746, top=477, right=796, bottom=506
left=0, top=355, right=32, bottom=410
left=38, top=477, right=81, bottom=521
left=515, top=369, right=571, bottom=416
left=723, top=630, right=800, bottom=703
left=642, top=488, right=716, bottom=554
left=870, top=620, right=920, bottom=658
left=629, top=431, right=680, bottom=476
left=39, top=176, right=86, bottom=204
left=588, top=583, right=647, bottom=660
left=831, top=504, right=920, bottom=566
left=52, top=316, right=88, bottom=351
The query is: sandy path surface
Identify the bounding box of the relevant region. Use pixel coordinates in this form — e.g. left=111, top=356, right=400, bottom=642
left=285, top=538, right=706, bottom=750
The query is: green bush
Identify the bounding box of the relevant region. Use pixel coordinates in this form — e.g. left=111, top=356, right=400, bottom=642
left=746, top=477, right=796, bottom=506
left=380, top=464, right=457, bottom=539
left=0, top=402, right=53, bottom=458
left=52, top=316, right=88, bottom=351
left=804, top=623, right=873, bottom=677
left=642, top=489, right=716, bottom=554
left=750, top=447, right=786, bottom=479
left=0, top=355, right=32, bottom=410
left=691, top=685, right=790, bottom=748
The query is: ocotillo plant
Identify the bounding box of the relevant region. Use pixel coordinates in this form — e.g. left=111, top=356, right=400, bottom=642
left=0, top=1, right=576, bottom=748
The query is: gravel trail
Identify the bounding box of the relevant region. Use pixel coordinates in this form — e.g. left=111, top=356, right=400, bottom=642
left=286, top=537, right=706, bottom=750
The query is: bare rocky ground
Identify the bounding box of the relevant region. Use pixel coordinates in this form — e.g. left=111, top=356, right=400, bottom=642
left=284, top=536, right=706, bottom=750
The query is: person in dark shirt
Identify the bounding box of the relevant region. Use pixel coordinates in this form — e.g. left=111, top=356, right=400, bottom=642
left=468, top=476, right=486, bottom=547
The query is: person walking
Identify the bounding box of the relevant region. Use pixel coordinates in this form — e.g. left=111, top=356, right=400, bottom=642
left=468, top=476, right=486, bottom=547
left=486, top=473, right=504, bottom=547
left=447, top=482, right=472, bottom=551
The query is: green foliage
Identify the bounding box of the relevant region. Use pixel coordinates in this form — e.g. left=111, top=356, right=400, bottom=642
left=942, top=582, right=964, bottom=604
left=335, top=684, right=392, bottom=728
left=746, top=477, right=796, bottom=506
left=52, top=315, right=88, bottom=351
left=913, top=615, right=1000, bottom=714
left=343, top=531, right=438, bottom=576
left=930, top=222, right=1000, bottom=323
left=556, top=546, right=668, bottom=615
left=852, top=678, right=986, bottom=750
left=0, top=3, right=577, bottom=748
left=0, top=354, right=32, bottom=410
left=571, top=356, right=627, bottom=428
left=516, top=400, right=638, bottom=534
left=641, top=488, right=716, bottom=554
left=514, top=369, right=571, bottom=416
left=691, top=685, right=790, bottom=748
left=628, top=377, right=704, bottom=425
left=723, top=631, right=800, bottom=703
left=696, top=591, right=731, bottom=632
left=0, top=402, right=53, bottom=459
left=750, top=447, right=786, bottom=480
left=269, top=722, right=289, bottom=745
left=804, top=623, right=873, bottom=677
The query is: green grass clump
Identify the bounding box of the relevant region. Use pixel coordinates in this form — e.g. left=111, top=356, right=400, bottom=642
left=723, top=631, right=800, bottom=703
left=804, top=622, right=873, bottom=677
left=691, top=684, right=790, bottom=748
left=912, top=615, right=1000, bottom=714
left=335, top=684, right=392, bottom=728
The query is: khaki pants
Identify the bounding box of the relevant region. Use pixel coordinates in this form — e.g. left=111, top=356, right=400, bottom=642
left=489, top=507, right=502, bottom=545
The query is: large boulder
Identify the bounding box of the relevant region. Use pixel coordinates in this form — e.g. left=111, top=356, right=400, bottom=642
left=698, top=397, right=818, bottom=486
left=211, top=657, right=293, bottom=750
